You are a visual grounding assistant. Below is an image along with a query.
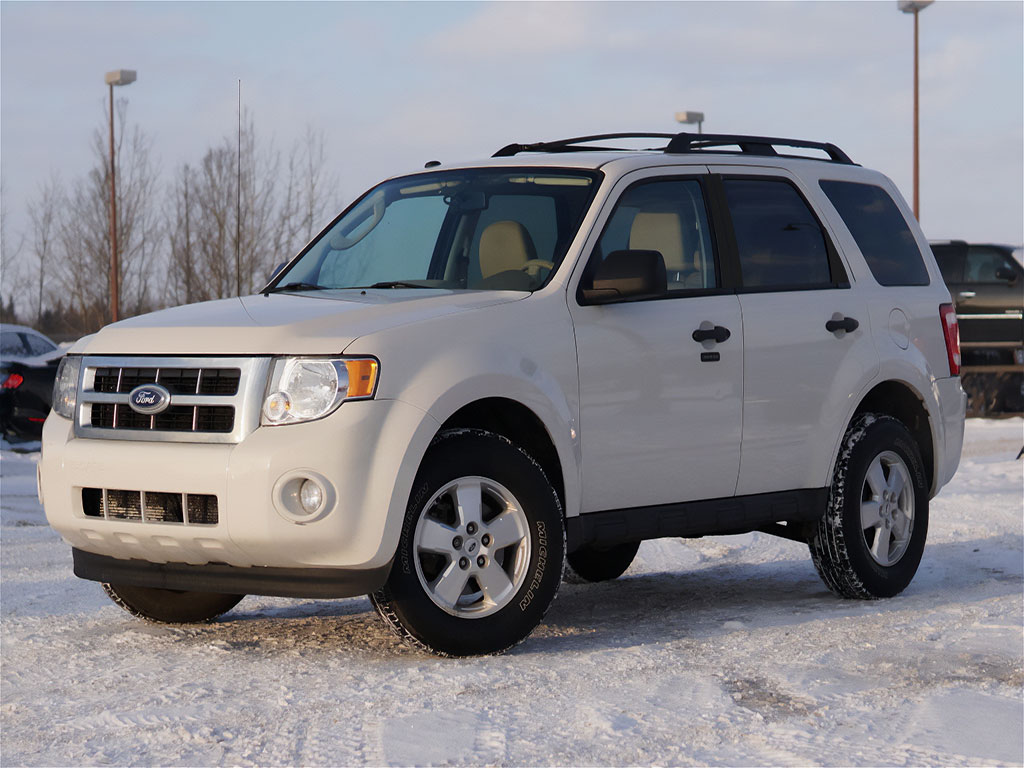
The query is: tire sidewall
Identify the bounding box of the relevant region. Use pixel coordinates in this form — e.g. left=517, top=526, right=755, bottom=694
left=839, top=417, right=929, bottom=597
left=383, top=430, right=565, bottom=655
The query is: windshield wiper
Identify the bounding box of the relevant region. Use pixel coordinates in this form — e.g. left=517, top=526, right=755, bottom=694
left=264, top=282, right=329, bottom=294
left=360, top=281, right=433, bottom=289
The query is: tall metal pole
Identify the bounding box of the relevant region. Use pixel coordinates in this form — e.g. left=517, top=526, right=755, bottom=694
left=108, top=82, right=119, bottom=323
left=912, top=8, right=920, bottom=221
left=236, top=79, right=242, bottom=297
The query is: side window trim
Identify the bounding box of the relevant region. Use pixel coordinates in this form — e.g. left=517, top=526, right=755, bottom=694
left=710, top=173, right=850, bottom=293
left=574, top=173, right=731, bottom=306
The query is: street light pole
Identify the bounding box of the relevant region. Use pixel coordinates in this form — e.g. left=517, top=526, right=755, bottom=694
left=898, top=1, right=932, bottom=222
left=104, top=69, right=136, bottom=323
left=675, top=111, right=706, bottom=135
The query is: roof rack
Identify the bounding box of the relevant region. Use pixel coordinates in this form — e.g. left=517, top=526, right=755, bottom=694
left=492, top=131, right=855, bottom=165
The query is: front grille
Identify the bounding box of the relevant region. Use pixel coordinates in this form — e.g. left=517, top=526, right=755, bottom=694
left=93, top=367, right=240, bottom=395
left=75, top=356, right=267, bottom=444
left=89, top=404, right=234, bottom=433
left=82, top=487, right=218, bottom=525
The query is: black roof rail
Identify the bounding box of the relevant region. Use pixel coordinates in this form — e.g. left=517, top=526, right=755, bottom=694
left=665, top=133, right=855, bottom=165
left=492, top=131, right=855, bottom=165
left=493, top=132, right=675, bottom=157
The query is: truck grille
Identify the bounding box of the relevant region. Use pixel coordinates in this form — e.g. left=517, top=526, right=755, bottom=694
left=82, top=487, right=219, bottom=525
left=74, top=356, right=270, bottom=444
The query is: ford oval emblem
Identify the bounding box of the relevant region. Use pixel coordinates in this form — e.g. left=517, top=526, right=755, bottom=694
left=127, top=383, right=171, bottom=415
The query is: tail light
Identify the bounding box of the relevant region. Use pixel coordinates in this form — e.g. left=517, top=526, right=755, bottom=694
left=2, top=373, right=24, bottom=389
left=939, top=303, right=960, bottom=376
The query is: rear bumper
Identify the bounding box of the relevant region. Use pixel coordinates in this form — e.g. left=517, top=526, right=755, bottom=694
left=73, top=547, right=391, bottom=598
left=935, top=376, right=967, bottom=491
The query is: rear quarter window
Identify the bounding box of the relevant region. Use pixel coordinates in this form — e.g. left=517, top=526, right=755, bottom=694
left=820, top=180, right=930, bottom=286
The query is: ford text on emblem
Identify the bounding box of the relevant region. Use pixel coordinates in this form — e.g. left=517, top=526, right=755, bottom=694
left=127, top=384, right=172, bottom=415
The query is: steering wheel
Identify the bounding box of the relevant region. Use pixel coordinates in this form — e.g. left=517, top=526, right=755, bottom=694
left=521, top=259, right=554, bottom=277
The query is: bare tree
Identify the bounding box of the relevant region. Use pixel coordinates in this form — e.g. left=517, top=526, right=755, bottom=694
left=26, top=174, right=63, bottom=324
left=56, top=100, right=161, bottom=332
left=0, top=177, right=26, bottom=323
left=165, top=114, right=340, bottom=305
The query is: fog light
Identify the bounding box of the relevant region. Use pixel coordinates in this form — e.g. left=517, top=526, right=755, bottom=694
left=299, top=479, right=323, bottom=514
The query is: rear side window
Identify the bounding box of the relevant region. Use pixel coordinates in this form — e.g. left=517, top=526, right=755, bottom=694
left=1, top=331, right=28, bottom=357
left=820, top=180, right=929, bottom=286
left=724, top=179, right=832, bottom=289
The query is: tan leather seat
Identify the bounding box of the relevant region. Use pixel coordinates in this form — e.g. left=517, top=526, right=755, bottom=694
left=478, top=220, right=537, bottom=279
left=629, top=212, right=703, bottom=288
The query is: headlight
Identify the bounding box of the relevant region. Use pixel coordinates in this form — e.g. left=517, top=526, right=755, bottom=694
left=261, top=357, right=378, bottom=426
left=52, top=355, right=82, bottom=420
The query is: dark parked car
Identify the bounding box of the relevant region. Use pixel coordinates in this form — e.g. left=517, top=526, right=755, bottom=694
left=930, top=242, right=1023, bottom=413
left=0, top=324, right=63, bottom=440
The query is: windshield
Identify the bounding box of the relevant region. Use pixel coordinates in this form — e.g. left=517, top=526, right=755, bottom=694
left=271, top=168, right=601, bottom=293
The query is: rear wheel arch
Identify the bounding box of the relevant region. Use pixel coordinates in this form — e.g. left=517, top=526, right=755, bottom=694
left=846, top=380, right=935, bottom=493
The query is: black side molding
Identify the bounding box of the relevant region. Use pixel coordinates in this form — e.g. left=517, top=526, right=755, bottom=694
left=565, top=488, right=827, bottom=552
left=72, top=548, right=392, bottom=599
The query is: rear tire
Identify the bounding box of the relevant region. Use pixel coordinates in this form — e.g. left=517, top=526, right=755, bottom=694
left=566, top=541, right=640, bottom=583
left=102, top=583, right=243, bottom=623
left=371, top=429, right=565, bottom=656
left=810, top=413, right=929, bottom=599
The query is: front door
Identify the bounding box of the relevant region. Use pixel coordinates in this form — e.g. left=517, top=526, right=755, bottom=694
left=571, top=172, right=743, bottom=512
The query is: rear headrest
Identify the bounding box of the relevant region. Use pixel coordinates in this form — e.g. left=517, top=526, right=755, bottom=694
left=629, top=212, right=685, bottom=271
left=479, top=220, right=537, bottom=279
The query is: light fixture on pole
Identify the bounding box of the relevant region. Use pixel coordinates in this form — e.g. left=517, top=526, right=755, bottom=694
left=675, top=111, right=705, bottom=134
left=898, top=0, right=932, bottom=221
left=104, top=69, right=137, bottom=323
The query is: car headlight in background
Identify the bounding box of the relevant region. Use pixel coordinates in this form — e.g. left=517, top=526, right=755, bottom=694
left=261, top=357, right=378, bottom=426
left=52, top=356, right=82, bottom=420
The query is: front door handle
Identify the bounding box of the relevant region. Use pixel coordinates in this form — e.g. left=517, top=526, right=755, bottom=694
left=692, top=325, right=731, bottom=344
left=958, top=291, right=976, bottom=299
left=826, top=315, right=860, bottom=334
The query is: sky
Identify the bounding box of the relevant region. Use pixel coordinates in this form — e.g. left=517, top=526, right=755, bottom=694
left=1, top=0, right=1022, bottom=280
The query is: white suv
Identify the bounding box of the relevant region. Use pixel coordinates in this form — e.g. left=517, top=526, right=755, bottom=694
left=42, top=132, right=967, bottom=656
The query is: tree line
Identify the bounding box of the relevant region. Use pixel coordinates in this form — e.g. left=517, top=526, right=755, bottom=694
left=0, top=102, right=340, bottom=340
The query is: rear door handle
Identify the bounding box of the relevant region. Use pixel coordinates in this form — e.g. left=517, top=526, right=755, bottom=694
left=825, top=315, right=859, bottom=334
left=692, top=325, right=731, bottom=344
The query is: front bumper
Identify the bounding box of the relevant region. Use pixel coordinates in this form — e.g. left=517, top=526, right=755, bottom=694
left=41, top=397, right=439, bottom=571
left=73, top=548, right=391, bottom=598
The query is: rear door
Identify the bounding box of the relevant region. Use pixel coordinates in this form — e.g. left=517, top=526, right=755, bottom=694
left=707, top=167, right=878, bottom=496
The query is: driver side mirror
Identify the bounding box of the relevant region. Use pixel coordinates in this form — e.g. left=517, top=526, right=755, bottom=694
left=579, top=250, right=667, bottom=305
left=995, top=266, right=1018, bottom=283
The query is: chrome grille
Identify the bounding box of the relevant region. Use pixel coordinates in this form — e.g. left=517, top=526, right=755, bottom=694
left=82, top=487, right=218, bottom=525
left=74, top=356, right=270, bottom=444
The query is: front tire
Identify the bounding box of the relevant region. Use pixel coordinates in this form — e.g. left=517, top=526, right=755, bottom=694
left=371, top=429, right=565, bottom=656
left=810, top=413, right=929, bottom=599
left=103, top=583, right=243, bottom=623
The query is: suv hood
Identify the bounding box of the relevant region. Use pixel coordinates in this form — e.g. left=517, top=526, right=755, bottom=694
left=81, top=290, right=527, bottom=356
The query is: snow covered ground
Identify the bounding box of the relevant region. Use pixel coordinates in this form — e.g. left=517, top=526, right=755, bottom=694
left=2, top=419, right=1022, bottom=766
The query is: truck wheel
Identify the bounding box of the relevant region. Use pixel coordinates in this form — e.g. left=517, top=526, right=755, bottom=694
left=371, top=429, right=565, bottom=656
left=810, top=413, right=929, bottom=599
left=102, top=583, right=243, bottom=623
left=566, top=541, right=640, bottom=583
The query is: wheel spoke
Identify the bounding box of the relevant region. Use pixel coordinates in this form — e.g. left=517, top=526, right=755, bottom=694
left=418, top=517, right=457, bottom=555
left=865, top=458, right=887, bottom=499
left=860, top=500, right=883, bottom=530
left=887, top=466, right=907, bottom=499
left=431, top=561, right=469, bottom=608
left=485, top=510, right=526, bottom=549
left=870, top=525, right=891, bottom=564
left=454, top=480, right=483, bottom=528
left=476, top=561, right=513, bottom=605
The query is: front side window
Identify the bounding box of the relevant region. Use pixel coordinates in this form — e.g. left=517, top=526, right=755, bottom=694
left=587, top=178, right=718, bottom=293
left=820, top=180, right=929, bottom=286
left=275, top=169, right=600, bottom=293
left=964, top=246, right=1019, bottom=284
left=724, top=179, right=833, bottom=289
